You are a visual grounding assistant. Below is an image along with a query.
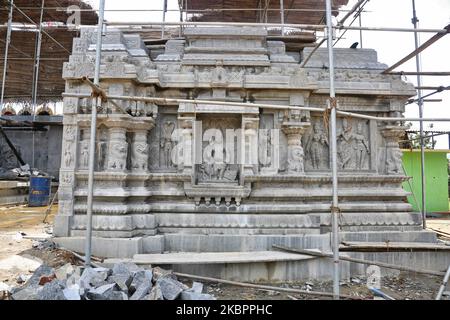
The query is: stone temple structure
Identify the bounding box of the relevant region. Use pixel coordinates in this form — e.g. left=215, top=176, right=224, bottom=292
left=54, top=27, right=447, bottom=281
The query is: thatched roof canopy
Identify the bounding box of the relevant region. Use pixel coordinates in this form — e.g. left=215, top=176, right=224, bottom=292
left=186, top=0, right=349, bottom=24
left=0, top=0, right=97, bottom=103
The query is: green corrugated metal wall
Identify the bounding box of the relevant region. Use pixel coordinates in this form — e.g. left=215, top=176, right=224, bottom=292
left=402, top=151, right=449, bottom=213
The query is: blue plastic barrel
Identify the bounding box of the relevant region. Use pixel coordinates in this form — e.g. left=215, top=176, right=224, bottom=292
left=28, top=176, right=52, bottom=207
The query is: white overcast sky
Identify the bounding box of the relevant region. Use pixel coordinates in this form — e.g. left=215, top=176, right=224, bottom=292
left=84, top=0, right=450, bottom=149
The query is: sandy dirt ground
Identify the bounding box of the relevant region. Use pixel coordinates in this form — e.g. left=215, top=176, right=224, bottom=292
left=0, top=205, right=449, bottom=300
left=0, top=205, right=57, bottom=284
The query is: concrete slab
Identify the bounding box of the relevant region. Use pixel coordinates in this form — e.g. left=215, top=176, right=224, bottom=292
left=133, top=251, right=316, bottom=265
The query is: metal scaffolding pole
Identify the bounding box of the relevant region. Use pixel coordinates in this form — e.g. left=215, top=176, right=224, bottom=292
left=412, top=0, right=426, bottom=229
left=85, top=0, right=106, bottom=268
left=161, top=0, right=167, bottom=39
left=0, top=0, right=13, bottom=111
left=31, top=0, right=45, bottom=172
left=358, top=2, right=363, bottom=48
left=280, top=0, right=285, bottom=36
left=62, top=92, right=450, bottom=123
left=325, top=0, right=340, bottom=300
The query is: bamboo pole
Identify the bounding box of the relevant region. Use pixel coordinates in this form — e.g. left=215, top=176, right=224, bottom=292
left=173, top=272, right=362, bottom=300
left=272, top=245, right=445, bottom=277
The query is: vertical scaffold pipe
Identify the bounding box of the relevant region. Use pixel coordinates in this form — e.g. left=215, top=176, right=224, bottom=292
left=85, top=0, right=106, bottom=267
left=412, top=0, right=427, bottom=229
left=325, top=0, right=340, bottom=300
left=0, top=0, right=14, bottom=110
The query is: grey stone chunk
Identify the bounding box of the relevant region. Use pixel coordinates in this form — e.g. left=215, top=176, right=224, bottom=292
left=25, top=265, right=54, bottom=287
left=157, top=277, right=185, bottom=300
left=180, top=291, right=216, bottom=300
left=188, top=282, right=204, bottom=294
left=79, top=267, right=109, bottom=289
left=130, top=270, right=153, bottom=292
left=145, top=284, right=164, bottom=300
left=11, top=286, right=41, bottom=300
left=152, top=267, right=175, bottom=282
left=110, top=274, right=132, bottom=293
left=63, top=287, right=81, bottom=300
left=0, top=282, right=10, bottom=292
left=87, top=283, right=117, bottom=300
left=66, top=272, right=81, bottom=289
left=130, top=281, right=152, bottom=300
left=55, top=263, right=75, bottom=280
left=112, top=262, right=143, bottom=277
left=37, top=280, right=66, bottom=300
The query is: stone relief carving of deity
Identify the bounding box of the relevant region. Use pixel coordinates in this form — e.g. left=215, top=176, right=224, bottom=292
left=96, top=128, right=108, bottom=171
left=337, top=118, right=354, bottom=169
left=287, top=145, right=304, bottom=173
left=259, top=130, right=272, bottom=168
left=305, top=122, right=329, bottom=170
left=160, top=121, right=175, bottom=168
left=64, top=146, right=73, bottom=168
left=108, top=142, right=128, bottom=170
left=80, top=141, right=89, bottom=169
left=132, top=142, right=149, bottom=171
left=386, top=148, right=403, bottom=175
left=199, top=136, right=237, bottom=182
left=353, top=122, right=371, bottom=170
left=337, top=119, right=370, bottom=170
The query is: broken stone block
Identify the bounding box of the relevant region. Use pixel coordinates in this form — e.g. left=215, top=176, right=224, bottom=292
left=188, top=282, right=204, bottom=294
left=66, top=272, right=81, bottom=290
left=25, top=265, right=54, bottom=288
left=79, top=267, right=109, bottom=289
left=11, top=286, right=42, bottom=300
left=63, top=287, right=81, bottom=300
left=55, top=263, right=75, bottom=281
left=87, top=283, right=117, bottom=300
left=145, top=284, right=164, bottom=300
left=37, top=280, right=66, bottom=300
left=180, top=291, right=216, bottom=301
left=16, top=274, right=31, bottom=284
left=130, top=270, right=153, bottom=293
left=152, top=267, right=174, bottom=282
left=157, top=276, right=185, bottom=300
left=130, top=281, right=152, bottom=300
left=0, top=282, right=11, bottom=293
left=109, top=274, right=132, bottom=293
left=112, top=262, right=143, bottom=277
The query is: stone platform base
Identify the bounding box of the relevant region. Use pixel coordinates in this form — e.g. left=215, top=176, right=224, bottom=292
left=53, top=230, right=450, bottom=282
left=0, top=181, right=28, bottom=206
left=53, top=235, right=164, bottom=258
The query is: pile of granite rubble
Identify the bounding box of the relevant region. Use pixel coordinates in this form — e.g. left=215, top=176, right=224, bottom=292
left=7, top=262, right=216, bottom=301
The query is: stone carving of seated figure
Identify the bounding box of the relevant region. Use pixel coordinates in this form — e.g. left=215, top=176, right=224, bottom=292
left=200, top=136, right=237, bottom=182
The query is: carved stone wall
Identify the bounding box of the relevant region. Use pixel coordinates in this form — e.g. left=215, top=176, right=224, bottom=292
left=54, top=27, right=419, bottom=254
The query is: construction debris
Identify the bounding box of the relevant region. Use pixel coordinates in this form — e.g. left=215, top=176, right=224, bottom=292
left=4, top=262, right=216, bottom=301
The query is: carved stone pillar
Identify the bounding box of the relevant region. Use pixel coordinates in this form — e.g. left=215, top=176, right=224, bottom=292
left=54, top=122, right=79, bottom=237
left=130, top=120, right=155, bottom=172
left=381, top=125, right=407, bottom=175
left=242, top=117, right=259, bottom=177
left=106, top=120, right=129, bottom=172
left=282, top=122, right=310, bottom=174
left=178, top=117, right=195, bottom=175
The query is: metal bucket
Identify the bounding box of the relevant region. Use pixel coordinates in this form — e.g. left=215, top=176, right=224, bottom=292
left=28, top=176, right=51, bottom=207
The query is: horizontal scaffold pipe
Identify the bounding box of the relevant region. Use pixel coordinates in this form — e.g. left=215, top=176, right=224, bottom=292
left=62, top=92, right=450, bottom=123
left=104, top=21, right=448, bottom=34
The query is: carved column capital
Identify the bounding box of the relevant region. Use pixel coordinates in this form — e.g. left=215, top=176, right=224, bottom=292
left=380, top=125, right=407, bottom=175
left=282, top=122, right=310, bottom=174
